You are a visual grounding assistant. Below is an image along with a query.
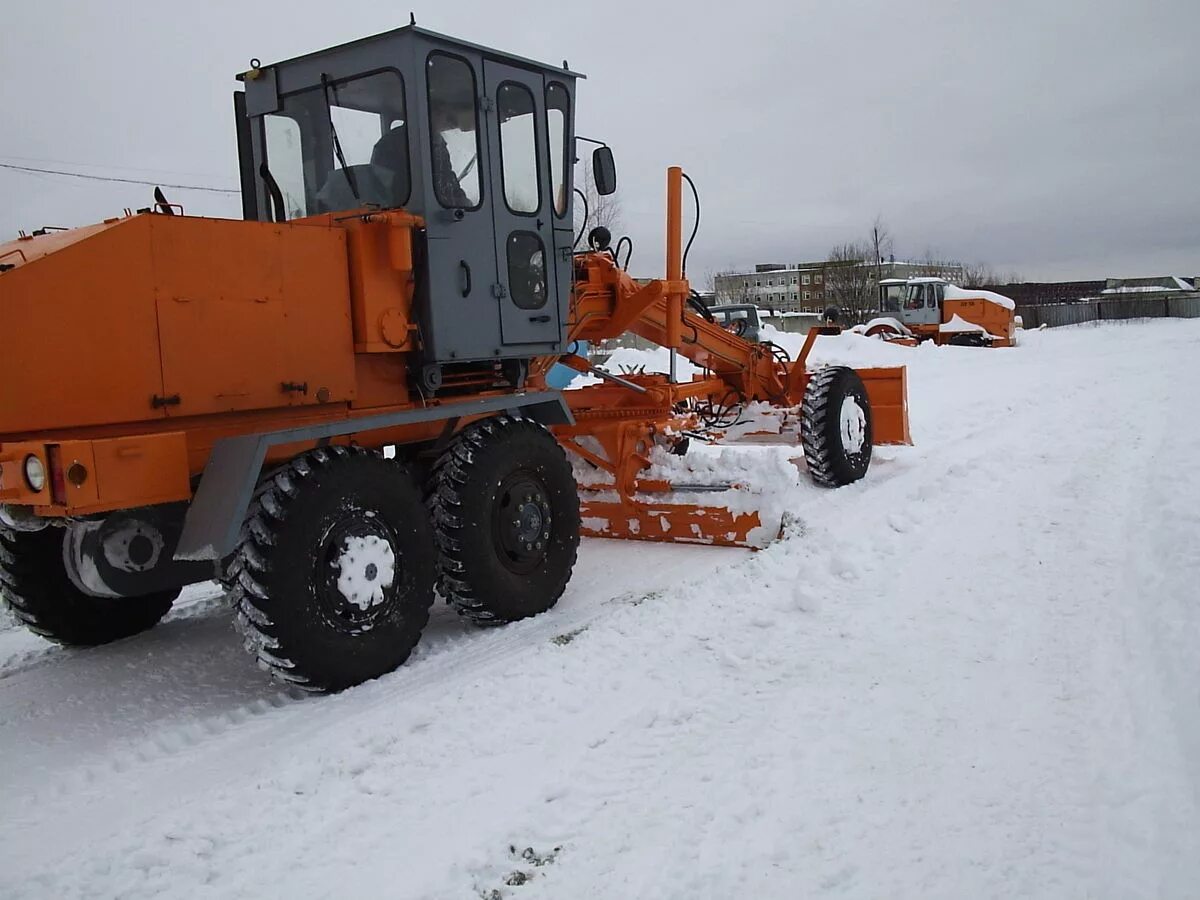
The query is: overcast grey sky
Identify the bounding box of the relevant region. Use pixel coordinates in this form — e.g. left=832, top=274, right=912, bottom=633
left=2, top=0, right=1197, bottom=282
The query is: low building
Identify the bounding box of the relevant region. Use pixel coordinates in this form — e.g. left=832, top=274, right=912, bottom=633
left=714, top=259, right=963, bottom=313
left=981, top=276, right=1200, bottom=306
left=979, top=281, right=1104, bottom=306
left=1099, top=275, right=1200, bottom=298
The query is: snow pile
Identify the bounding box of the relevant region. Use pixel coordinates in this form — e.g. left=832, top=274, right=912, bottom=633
left=2, top=321, right=1200, bottom=897
left=939, top=313, right=987, bottom=333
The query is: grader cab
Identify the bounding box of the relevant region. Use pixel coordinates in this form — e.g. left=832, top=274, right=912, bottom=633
left=0, top=25, right=910, bottom=691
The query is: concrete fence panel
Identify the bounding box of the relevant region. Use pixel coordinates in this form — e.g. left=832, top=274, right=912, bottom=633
left=1019, top=303, right=1098, bottom=328
left=1097, top=297, right=1170, bottom=320
left=1168, top=296, right=1200, bottom=318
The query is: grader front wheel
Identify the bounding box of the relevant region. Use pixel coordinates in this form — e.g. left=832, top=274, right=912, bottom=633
left=228, top=447, right=436, bottom=692
left=801, top=366, right=874, bottom=487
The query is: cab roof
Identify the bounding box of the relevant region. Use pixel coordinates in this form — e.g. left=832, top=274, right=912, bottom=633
left=242, top=24, right=586, bottom=81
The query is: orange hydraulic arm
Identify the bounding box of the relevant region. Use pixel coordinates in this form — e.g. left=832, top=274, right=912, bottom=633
left=535, top=166, right=910, bottom=547
left=555, top=168, right=794, bottom=406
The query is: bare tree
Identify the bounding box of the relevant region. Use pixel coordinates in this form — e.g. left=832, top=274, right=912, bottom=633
left=959, top=261, right=999, bottom=288
left=824, top=242, right=875, bottom=323
left=870, top=216, right=894, bottom=295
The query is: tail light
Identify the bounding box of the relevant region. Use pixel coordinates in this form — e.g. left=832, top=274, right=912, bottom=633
left=46, top=446, right=67, bottom=505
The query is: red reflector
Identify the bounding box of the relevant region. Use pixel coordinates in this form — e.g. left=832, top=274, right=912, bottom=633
left=47, top=446, right=67, bottom=505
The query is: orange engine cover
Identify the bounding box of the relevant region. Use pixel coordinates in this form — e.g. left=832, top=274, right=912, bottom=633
left=0, top=213, right=357, bottom=436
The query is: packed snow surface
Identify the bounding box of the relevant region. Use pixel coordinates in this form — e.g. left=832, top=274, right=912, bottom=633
left=3, top=321, right=1200, bottom=898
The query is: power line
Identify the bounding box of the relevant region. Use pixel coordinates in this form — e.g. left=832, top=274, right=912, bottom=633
left=0, top=162, right=239, bottom=194
left=0, top=153, right=234, bottom=181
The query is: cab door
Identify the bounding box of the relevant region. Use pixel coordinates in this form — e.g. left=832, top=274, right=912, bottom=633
left=481, top=60, right=561, bottom=346
left=902, top=283, right=942, bottom=327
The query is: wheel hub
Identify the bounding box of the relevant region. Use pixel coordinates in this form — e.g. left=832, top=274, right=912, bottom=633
left=333, top=534, right=396, bottom=611
left=316, top=513, right=403, bottom=633
left=494, top=473, right=553, bottom=572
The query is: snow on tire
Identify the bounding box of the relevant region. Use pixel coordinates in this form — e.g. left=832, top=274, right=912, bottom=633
left=227, top=446, right=436, bottom=692
left=800, top=366, right=873, bottom=487
left=428, top=415, right=580, bottom=626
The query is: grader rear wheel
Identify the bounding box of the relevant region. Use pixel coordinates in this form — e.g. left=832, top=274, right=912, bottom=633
left=228, top=447, right=436, bottom=692
left=0, top=527, right=177, bottom=646
left=429, top=416, right=580, bottom=626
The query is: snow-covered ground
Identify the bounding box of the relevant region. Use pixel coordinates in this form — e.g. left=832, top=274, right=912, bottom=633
left=2, top=320, right=1199, bottom=898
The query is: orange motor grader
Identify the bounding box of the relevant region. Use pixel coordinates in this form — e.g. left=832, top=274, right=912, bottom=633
left=0, top=25, right=910, bottom=691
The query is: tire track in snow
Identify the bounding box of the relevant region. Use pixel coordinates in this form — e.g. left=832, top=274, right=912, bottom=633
left=0, top=540, right=747, bottom=876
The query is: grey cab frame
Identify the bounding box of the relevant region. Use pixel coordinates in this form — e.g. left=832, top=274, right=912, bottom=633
left=234, top=25, right=582, bottom=371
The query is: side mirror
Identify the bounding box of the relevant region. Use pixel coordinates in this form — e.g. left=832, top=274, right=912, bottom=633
left=592, top=146, right=617, bottom=196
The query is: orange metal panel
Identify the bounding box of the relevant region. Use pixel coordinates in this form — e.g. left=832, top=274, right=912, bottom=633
left=150, top=216, right=284, bottom=306
left=86, top=432, right=191, bottom=512
left=0, top=432, right=189, bottom=515
left=278, top=223, right=356, bottom=405
left=0, top=216, right=165, bottom=433
left=942, top=298, right=1015, bottom=347
left=343, top=214, right=420, bottom=354
left=147, top=216, right=355, bottom=415
left=351, top=354, right=412, bottom=409
left=157, top=297, right=288, bottom=415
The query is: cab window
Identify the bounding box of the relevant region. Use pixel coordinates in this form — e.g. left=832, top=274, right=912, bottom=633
left=426, top=53, right=482, bottom=209
left=546, top=83, right=570, bottom=216
left=497, top=82, right=540, bottom=215
left=264, top=70, right=409, bottom=218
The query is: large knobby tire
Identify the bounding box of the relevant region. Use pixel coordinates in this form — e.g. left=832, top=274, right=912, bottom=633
left=801, top=366, right=873, bottom=487
left=429, top=416, right=580, bottom=626
left=0, top=527, right=177, bottom=646
left=228, top=446, right=436, bottom=692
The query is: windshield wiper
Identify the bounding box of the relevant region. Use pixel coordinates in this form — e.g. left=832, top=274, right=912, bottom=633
left=321, top=73, right=360, bottom=203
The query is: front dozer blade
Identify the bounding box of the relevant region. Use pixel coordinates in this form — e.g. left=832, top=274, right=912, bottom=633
left=856, top=366, right=911, bottom=446
left=579, top=497, right=775, bottom=548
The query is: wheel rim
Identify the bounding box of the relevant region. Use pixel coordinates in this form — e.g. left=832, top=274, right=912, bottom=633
left=315, top=511, right=403, bottom=634
left=492, top=470, right=553, bottom=575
